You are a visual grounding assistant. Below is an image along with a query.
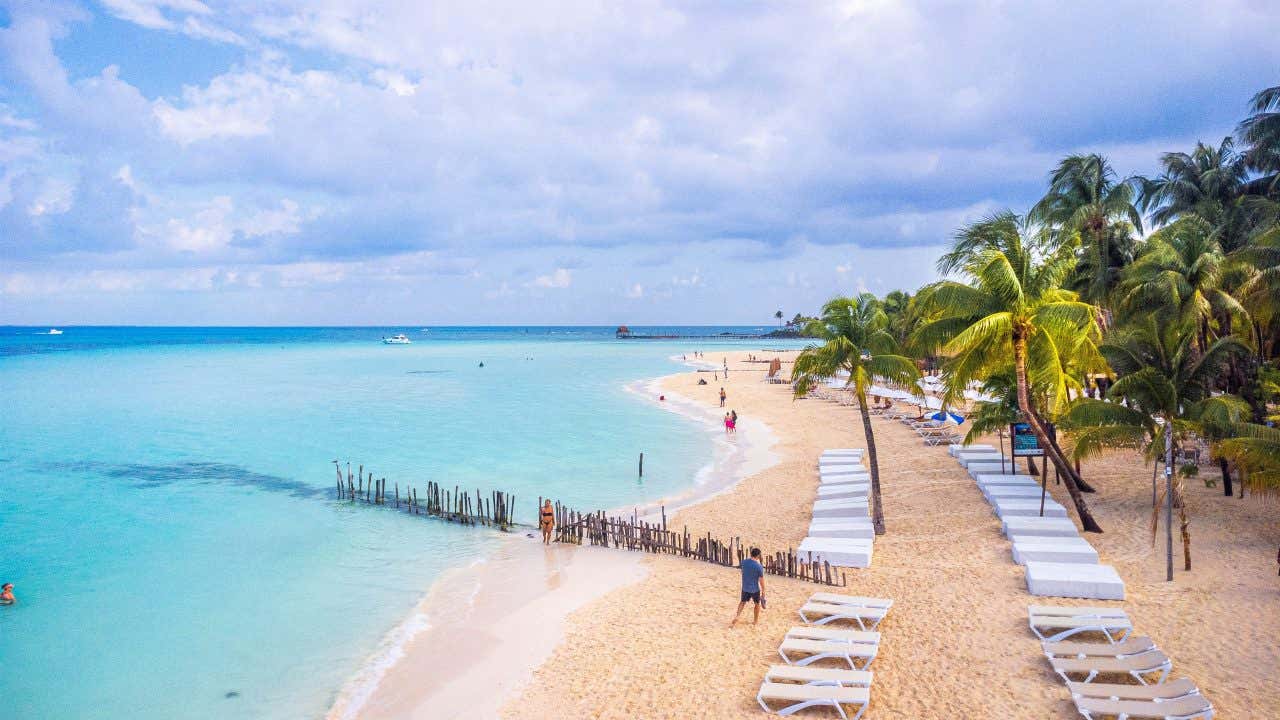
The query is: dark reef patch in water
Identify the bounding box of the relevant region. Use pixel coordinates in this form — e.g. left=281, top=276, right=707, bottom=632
left=43, top=460, right=325, bottom=499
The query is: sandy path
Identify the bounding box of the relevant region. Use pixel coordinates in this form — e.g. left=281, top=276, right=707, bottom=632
left=505, top=350, right=1279, bottom=718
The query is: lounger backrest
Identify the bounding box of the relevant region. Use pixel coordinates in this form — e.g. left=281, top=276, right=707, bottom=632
left=1066, top=677, right=1198, bottom=700
left=1043, top=636, right=1155, bottom=658
left=1073, top=694, right=1211, bottom=719
left=759, top=682, right=870, bottom=704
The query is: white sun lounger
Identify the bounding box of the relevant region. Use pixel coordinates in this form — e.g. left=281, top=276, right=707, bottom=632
left=822, top=449, right=864, bottom=457
left=956, top=452, right=1007, bottom=467
left=812, top=498, right=869, bottom=519
left=1071, top=694, right=1213, bottom=720
left=981, top=484, right=1049, bottom=503
left=1003, top=516, right=1079, bottom=538
left=1012, top=537, right=1100, bottom=564
left=994, top=498, right=1068, bottom=518
left=807, top=594, right=892, bottom=609
left=798, top=601, right=888, bottom=630
left=820, top=472, right=870, bottom=485
left=1045, top=636, right=1157, bottom=659
left=1029, top=606, right=1131, bottom=642
left=968, top=461, right=1020, bottom=478
left=764, top=665, right=872, bottom=690
left=1050, top=650, right=1172, bottom=684
left=817, top=484, right=869, bottom=501
left=777, top=638, right=879, bottom=669
left=784, top=626, right=881, bottom=645
left=808, top=518, right=874, bottom=540
left=819, top=457, right=864, bottom=468
left=799, top=537, right=873, bottom=568
left=984, top=484, right=1051, bottom=499
left=1065, top=677, right=1199, bottom=701
left=756, top=681, right=871, bottom=719
left=949, top=443, right=995, bottom=457
left=974, top=473, right=1038, bottom=487
left=1026, top=562, right=1125, bottom=600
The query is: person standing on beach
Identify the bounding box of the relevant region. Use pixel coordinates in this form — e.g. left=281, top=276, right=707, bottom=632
left=724, top=412, right=732, bottom=435
left=730, top=410, right=738, bottom=434
left=719, top=388, right=726, bottom=407
left=540, top=500, right=555, bottom=545
left=730, top=548, right=766, bottom=626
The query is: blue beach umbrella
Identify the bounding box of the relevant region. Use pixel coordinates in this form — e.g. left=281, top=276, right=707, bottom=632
left=930, top=410, right=965, bottom=424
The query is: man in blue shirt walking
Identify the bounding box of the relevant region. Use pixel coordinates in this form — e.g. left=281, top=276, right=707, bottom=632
left=730, top=547, right=766, bottom=626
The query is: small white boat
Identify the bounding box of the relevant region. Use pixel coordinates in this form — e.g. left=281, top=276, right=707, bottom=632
left=47, top=328, right=63, bottom=335
left=382, top=334, right=411, bottom=345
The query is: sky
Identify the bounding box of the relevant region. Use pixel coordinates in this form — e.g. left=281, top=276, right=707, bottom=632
left=1, top=1, right=1278, bottom=325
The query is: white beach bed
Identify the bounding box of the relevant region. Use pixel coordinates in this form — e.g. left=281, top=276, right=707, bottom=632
left=1012, top=537, right=1100, bottom=565
left=822, top=449, right=865, bottom=457
left=812, top=498, right=869, bottom=519
left=808, top=518, right=874, bottom=540
left=1025, top=561, right=1125, bottom=600
left=983, top=484, right=1049, bottom=499
left=799, top=537, right=873, bottom=568
left=992, top=498, right=1068, bottom=518
left=974, top=473, right=1038, bottom=487
left=982, top=485, right=1049, bottom=502
left=967, top=461, right=1019, bottom=477
left=1002, top=516, right=1079, bottom=538
left=820, top=471, right=869, bottom=484
left=948, top=443, right=995, bottom=457
left=817, top=484, right=869, bottom=501
left=819, top=457, right=864, bottom=467
left=956, top=452, right=1008, bottom=467
left=756, top=681, right=871, bottom=720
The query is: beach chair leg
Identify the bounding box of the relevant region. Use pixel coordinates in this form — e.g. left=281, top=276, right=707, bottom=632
left=778, top=648, right=794, bottom=665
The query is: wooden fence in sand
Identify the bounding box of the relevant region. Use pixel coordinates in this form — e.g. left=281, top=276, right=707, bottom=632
left=545, top=501, right=847, bottom=587
left=333, top=461, right=845, bottom=587
left=334, top=462, right=517, bottom=531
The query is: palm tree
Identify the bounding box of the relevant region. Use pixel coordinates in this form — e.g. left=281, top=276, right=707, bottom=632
left=1116, top=216, right=1244, bottom=351
left=775, top=310, right=784, bottom=327
left=1237, top=85, right=1280, bottom=191
left=915, top=212, right=1107, bottom=531
left=1138, top=138, right=1253, bottom=253
left=1030, top=153, right=1142, bottom=313
left=792, top=293, right=920, bottom=535
left=881, top=290, right=915, bottom=347
left=1060, top=316, right=1248, bottom=573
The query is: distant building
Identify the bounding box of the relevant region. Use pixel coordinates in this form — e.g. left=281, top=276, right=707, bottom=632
left=615, top=325, right=632, bottom=338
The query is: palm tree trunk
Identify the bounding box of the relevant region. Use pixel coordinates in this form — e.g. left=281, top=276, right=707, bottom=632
left=855, top=389, right=886, bottom=535
left=1014, top=331, right=1103, bottom=533
left=1218, top=457, right=1233, bottom=497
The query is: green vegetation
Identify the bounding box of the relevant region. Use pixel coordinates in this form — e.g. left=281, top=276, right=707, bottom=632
left=792, top=85, right=1279, bottom=570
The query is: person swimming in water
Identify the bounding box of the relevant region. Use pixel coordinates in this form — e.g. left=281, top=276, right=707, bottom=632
left=1, top=583, right=15, bottom=605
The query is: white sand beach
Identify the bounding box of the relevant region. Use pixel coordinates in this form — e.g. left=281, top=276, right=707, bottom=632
left=339, top=350, right=1278, bottom=719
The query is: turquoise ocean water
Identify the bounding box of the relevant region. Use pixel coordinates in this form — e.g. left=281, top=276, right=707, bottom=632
left=0, top=327, right=796, bottom=720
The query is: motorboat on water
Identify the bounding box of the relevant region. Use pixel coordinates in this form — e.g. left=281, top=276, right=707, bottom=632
left=382, top=334, right=411, bottom=344
left=47, top=329, right=63, bottom=335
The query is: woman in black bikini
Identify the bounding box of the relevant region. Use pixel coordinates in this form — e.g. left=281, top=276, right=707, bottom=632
left=540, top=500, right=555, bottom=545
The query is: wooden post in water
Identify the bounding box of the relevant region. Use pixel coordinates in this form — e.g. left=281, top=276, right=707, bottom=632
left=639, top=452, right=644, bottom=477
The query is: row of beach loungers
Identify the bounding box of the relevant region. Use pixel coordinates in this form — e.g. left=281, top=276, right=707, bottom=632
left=948, top=444, right=1125, bottom=601
left=757, top=593, right=893, bottom=720
left=799, top=449, right=874, bottom=568
left=1029, top=606, right=1214, bottom=719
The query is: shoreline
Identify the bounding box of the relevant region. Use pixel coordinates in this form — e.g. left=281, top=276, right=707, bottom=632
left=329, top=355, right=782, bottom=720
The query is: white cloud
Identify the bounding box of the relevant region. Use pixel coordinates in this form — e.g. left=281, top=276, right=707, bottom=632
left=532, top=268, right=572, bottom=288
left=99, top=1, right=212, bottom=31
left=625, top=283, right=643, bottom=298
